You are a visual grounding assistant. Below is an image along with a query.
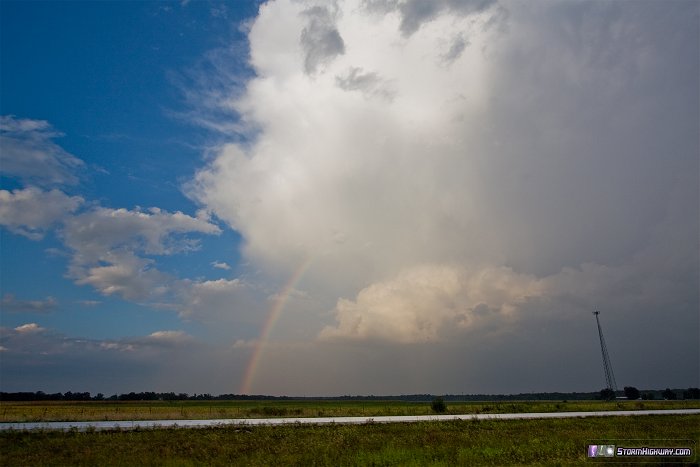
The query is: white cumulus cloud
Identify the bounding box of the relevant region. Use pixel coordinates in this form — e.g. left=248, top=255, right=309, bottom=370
left=211, top=261, right=231, bottom=270
left=0, top=187, right=83, bottom=239
left=0, top=115, right=84, bottom=186
left=61, top=207, right=221, bottom=301
left=145, top=330, right=194, bottom=345
left=320, top=264, right=543, bottom=343
left=14, top=323, right=45, bottom=333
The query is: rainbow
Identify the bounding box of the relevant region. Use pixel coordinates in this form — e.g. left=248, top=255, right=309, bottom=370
left=239, top=257, right=312, bottom=394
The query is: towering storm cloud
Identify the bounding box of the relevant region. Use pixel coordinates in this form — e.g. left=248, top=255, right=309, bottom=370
left=191, top=0, right=697, bottom=365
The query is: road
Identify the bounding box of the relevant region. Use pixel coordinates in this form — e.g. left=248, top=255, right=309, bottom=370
left=1, top=408, right=698, bottom=432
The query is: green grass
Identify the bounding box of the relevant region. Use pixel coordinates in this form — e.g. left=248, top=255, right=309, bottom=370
left=1, top=415, right=697, bottom=466
left=1, top=399, right=698, bottom=422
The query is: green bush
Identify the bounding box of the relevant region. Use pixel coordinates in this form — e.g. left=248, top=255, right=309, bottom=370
left=431, top=397, right=447, bottom=413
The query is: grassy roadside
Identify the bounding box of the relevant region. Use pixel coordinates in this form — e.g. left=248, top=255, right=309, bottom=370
left=1, top=414, right=697, bottom=466
left=1, top=399, right=698, bottom=422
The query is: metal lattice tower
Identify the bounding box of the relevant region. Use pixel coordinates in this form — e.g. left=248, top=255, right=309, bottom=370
left=593, top=311, right=617, bottom=392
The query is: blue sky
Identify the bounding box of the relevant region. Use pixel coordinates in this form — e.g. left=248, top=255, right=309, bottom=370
left=1, top=0, right=698, bottom=396
left=2, top=1, right=255, bottom=208
left=1, top=1, right=253, bottom=338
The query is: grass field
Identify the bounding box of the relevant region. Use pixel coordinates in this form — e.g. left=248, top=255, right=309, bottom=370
left=1, top=414, right=697, bottom=466
left=1, top=399, right=698, bottom=422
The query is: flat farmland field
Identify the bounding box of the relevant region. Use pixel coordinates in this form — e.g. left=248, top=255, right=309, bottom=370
left=1, top=399, right=698, bottom=422
left=1, top=414, right=697, bottom=466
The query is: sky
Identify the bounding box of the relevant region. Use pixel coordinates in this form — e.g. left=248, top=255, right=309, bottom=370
left=0, top=0, right=698, bottom=397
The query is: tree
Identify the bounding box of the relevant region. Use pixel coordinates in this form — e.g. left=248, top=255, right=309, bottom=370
left=682, top=388, right=700, bottom=400
left=623, top=386, right=640, bottom=400
left=661, top=388, right=677, bottom=400
left=599, top=388, right=615, bottom=401
left=431, top=396, right=447, bottom=413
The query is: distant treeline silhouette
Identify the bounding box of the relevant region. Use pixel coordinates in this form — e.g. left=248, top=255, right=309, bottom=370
left=1, top=389, right=698, bottom=402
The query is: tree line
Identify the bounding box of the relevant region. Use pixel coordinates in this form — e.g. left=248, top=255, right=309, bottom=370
left=1, top=388, right=698, bottom=402
left=0, top=391, right=254, bottom=402
left=598, top=387, right=699, bottom=401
